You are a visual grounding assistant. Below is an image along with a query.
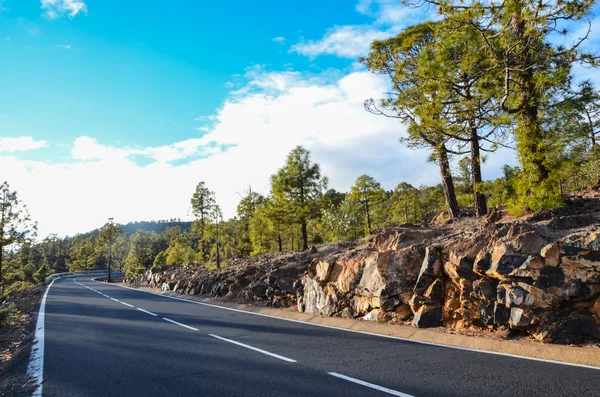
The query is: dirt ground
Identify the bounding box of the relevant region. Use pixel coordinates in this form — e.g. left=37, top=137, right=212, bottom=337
left=0, top=286, right=44, bottom=396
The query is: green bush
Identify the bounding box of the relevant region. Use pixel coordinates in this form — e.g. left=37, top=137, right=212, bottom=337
left=0, top=304, right=17, bottom=328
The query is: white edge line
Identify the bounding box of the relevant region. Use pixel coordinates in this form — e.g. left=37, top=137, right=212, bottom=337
left=209, top=334, right=296, bottom=363
left=119, top=301, right=134, bottom=308
left=328, top=372, right=414, bottom=397
left=27, top=278, right=56, bottom=397
left=110, top=297, right=120, bottom=302
left=161, top=317, right=199, bottom=331
left=137, top=308, right=158, bottom=317
left=108, top=281, right=600, bottom=371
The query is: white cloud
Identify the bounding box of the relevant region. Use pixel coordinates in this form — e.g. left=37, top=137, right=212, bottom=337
left=1, top=67, right=515, bottom=238
left=292, top=0, right=433, bottom=58
left=57, top=44, right=72, bottom=49
left=291, top=26, right=394, bottom=58
left=0, top=137, right=48, bottom=152
left=272, top=36, right=285, bottom=43
left=41, top=0, right=87, bottom=19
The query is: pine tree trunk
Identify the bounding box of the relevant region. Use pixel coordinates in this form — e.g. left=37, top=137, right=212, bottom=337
left=301, top=219, right=308, bottom=250
left=277, top=235, right=283, bottom=252
left=470, top=126, right=488, bottom=216
left=365, top=200, right=371, bottom=235
left=438, top=144, right=460, bottom=219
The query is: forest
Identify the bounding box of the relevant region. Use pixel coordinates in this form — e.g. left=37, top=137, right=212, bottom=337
left=0, top=0, right=598, bottom=297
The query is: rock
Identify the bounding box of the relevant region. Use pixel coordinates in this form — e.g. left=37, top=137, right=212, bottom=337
left=444, top=257, right=477, bottom=280
left=328, top=254, right=364, bottom=293
left=591, top=298, right=600, bottom=316
left=548, top=215, right=597, bottom=230
left=413, top=305, right=444, bottom=328
left=560, top=251, right=600, bottom=283
left=301, top=277, right=337, bottom=316
left=535, top=266, right=565, bottom=289
left=541, top=243, right=561, bottom=266
left=487, top=241, right=528, bottom=280
left=250, top=282, right=267, bottom=298
left=315, top=260, right=334, bottom=282
left=356, top=254, right=386, bottom=296
left=478, top=301, right=495, bottom=325
left=351, top=295, right=380, bottom=314
left=340, top=307, right=356, bottom=319
left=424, top=278, right=444, bottom=303
left=473, top=250, right=491, bottom=275
left=473, top=278, right=498, bottom=301
left=579, top=284, right=600, bottom=300
left=512, top=231, right=547, bottom=254
left=362, top=309, right=381, bottom=322
left=409, top=294, right=428, bottom=313
left=308, top=245, right=318, bottom=254
left=494, top=302, right=510, bottom=325
left=509, top=308, right=533, bottom=327
left=503, top=285, right=527, bottom=307
left=394, top=304, right=413, bottom=320
left=414, top=246, right=442, bottom=292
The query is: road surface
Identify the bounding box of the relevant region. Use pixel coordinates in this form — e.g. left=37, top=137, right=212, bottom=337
left=32, top=276, right=600, bottom=397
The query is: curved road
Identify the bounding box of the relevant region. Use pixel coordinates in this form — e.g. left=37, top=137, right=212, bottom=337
left=33, top=276, right=600, bottom=397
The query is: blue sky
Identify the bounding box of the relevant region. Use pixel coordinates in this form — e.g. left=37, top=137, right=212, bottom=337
left=0, top=0, right=597, bottom=237
left=0, top=0, right=371, bottom=153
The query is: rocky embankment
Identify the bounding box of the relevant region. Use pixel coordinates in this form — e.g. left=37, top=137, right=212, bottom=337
left=125, top=189, right=600, bottom=344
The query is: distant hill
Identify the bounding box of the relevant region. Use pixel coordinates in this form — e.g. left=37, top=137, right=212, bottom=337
left=81, top=220, right=193, bottom=238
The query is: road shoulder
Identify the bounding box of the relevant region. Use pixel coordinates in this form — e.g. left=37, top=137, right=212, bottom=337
left=0, top=286, right=43, bottom=396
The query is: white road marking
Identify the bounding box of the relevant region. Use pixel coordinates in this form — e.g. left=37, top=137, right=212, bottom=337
left=101, top=294, right=109, bottom=298
left=113, top=282, right=600, bottom=371
left=162, top=317, right=199, bottom=331
left=27, top=279, right=57, bottom=397
left=209, top=334, right=297, bottom=363
left=137, top=308, right=158, bottom=317
left=119, top=301, right=134, bottom=308
left=110, top=297, right=120, bottom=302
left=328, top=373, right=414, bottom=397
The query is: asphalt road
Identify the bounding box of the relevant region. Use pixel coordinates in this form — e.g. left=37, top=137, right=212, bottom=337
left=35, top=276, right=600, bottom=397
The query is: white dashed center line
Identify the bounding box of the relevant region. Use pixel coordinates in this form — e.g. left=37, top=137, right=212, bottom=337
left=209, top=334, right=297, bottom=363
left=119, top=301, right=134, bottom=308
left=137, top=308, right=158, bottom=317
left=328, top=373, right=414, bottom=397
left=162, top=317, right=199, bottom=331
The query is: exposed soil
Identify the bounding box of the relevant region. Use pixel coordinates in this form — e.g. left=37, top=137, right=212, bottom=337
left=0, top=286, right=43, bottom=396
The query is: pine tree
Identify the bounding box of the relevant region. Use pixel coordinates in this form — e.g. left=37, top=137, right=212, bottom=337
left=271, top=146, right=327, bottom=250
left=348, top=175, right=387, bottom=235
left=362, top=23, right=461, bottom=218
left=0, top=182, right=36, bottom=296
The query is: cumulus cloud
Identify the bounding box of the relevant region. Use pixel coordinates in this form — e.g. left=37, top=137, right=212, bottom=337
left=291, top=26, right=394, bottom=58
left=0, top=137, right=48, bottom=152
left=2, top=67, right=515, bottom=238
left=41, top=0, right=87, bottom=19
left=291, top=0, right=433, bottom=58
